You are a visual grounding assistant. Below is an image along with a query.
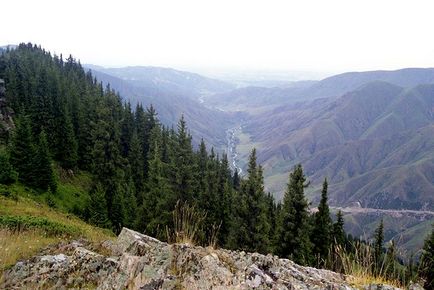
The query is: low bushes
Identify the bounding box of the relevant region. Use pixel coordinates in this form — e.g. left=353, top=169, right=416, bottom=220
left=0, top=215, right=80, bottom=237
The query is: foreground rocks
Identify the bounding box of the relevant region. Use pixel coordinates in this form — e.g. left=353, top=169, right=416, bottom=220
left=2, top=228, right=406, bottom=289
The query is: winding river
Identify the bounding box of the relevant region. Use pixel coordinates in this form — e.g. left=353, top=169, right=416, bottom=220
left=226, top=126, right=243, bottom=175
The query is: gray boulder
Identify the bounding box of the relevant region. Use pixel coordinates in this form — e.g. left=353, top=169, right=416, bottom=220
left=1, top=228, right=405, bottom=290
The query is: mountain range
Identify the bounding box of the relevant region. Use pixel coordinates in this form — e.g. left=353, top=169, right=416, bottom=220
left=85, top=65, right=241, bottom=150
left=86, top=64, right=434, bottom=250
left=88, top=65, right=434, bottom=211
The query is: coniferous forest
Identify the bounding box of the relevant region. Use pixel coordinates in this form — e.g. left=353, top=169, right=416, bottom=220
left=1, top=43, right=434, bottom=288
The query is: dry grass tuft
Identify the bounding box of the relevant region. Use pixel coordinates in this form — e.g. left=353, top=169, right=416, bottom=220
left=167, top=201, right=206, bottom=246
left=329, top=242, right=403, bottom=288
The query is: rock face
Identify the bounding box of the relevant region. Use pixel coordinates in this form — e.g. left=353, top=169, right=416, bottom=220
left=1, top=228, right=403, bottom=289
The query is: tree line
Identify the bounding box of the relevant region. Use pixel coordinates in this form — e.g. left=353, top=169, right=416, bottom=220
left=0, top=43, right=433, bottom=288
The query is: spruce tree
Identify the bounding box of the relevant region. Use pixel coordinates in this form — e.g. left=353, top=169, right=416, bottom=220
left=128, top=131, right=145, bottom=195
left=123, top=177, right=137, bottom=229
left=33, top=130, right=57, bottom=192
left=227, top=149, right=270, bottom=253
left=332, top=210, right=346, bottom=246
left=88, top=183, right=110, bottom=228
left=172, top=115, right=195, bottom=203
left=311, top=178, right=332, bottom=266
left=55, top=111, right=78, bottom=170
left=373, top=219, right=384, bottom=274
left=111, top=184, right=125, bottom=234
left=277, top=164, right=312, bottom=265
left=9, top=115, right=36, bottom=186
left=0, top=150, right=17, bottom=184
left=139, top=141, right=172, bottom=239
left=232, top=169, right=240, bottom=190
left=420, top=225, right=434, bottom=289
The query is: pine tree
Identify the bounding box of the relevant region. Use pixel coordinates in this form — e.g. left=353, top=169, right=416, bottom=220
left=373, top=219, right=384, bottom=274
left=216, top=153, right=233, bottom=246
left=120, top=102, right=134, bottom=158
left=311, top=178, right=332, bottom=266
left=111, top=184, right=125, bottom=234
left=332, top=210, right=346, bottom=246
left=9, top=115, right=36, bottom=186
left=123, top=178, right=137, bottom=229
left=277, top=164, right=312, bottom=265
left=227, top=149, right=270, bottom=253
left=33, top=130, right=57, bottom=192
left=139, top=141, right=172, bottom=239
left=128, top=131, right=145, bottom=195
left=197, top=138, right=208, bottom=196
left=172, top=115, right=195, bottom=203
left=385, top=240, right=397, bottom=280
left=420, top=225, right=434, bottom=289
left=232, top=169, right=240, bottom=190
left=0, top=150, right=17, bottom=184
left=88, top=183, right=110, bottom=228
left=55, top=110, right=78, bottom=170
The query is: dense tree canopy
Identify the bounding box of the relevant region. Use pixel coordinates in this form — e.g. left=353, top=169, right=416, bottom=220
left=0, top=44, right=419, bottom=286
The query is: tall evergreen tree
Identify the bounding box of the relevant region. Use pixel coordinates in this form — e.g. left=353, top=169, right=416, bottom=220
left=138, top=141, right=172, bottom=239
left=311, top=178, right=332, bottom=266
left=33, top=130, right=57, bottom=192
left=373, top=219, right=384, bottom=273
left=128, top=131, right=145, bottom=195
left=88, top=183, right=110, bottom=228
left=55, top=110, right=78, bottom=169
left=9, top=115, right=37, bottom=186
left=277, top=164, right=312, bottom=265
left=227, top=149, right=270, bottom=253
left=420, top=225, right=434, bottom=289
left=171, top=115, right=195, bottom=203
left=332, top=210, right=346, bottom=246
left=0, top=150, right=17, bottom=184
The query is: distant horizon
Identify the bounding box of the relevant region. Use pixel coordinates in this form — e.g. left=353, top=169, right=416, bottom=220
left=4, top=42, right=434, bottom=83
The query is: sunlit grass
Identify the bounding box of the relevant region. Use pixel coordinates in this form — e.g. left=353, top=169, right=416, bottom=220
left=329, top=242, right=405, bottom=289
left=0, top=229, right=58, bottom=274
left=0, top=194, right=114, bottom=278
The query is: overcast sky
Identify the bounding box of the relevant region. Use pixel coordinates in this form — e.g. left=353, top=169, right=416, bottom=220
left=2, top=0, right=434, bottom=76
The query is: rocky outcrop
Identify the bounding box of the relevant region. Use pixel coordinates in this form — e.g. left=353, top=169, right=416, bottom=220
left=1, top=228, right=407, bottom=289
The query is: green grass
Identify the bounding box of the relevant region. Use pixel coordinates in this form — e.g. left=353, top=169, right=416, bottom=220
left=0, top=170, right=114, bottom=276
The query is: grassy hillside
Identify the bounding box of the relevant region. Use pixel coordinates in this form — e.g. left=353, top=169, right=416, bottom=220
left=240, top=82, right=434, bottom=211
left=0, top=174, right=114, bottom=276
left=339, top=209, right=434, bottom=254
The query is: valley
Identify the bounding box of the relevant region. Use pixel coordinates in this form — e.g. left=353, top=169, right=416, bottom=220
left=85, top=63, right=434, bottom=253
left=226, top=125, right=243, bottom=175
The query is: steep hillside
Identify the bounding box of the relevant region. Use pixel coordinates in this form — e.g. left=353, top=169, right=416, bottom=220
left=241, top=82, right=434, bottom=211
left=207, top=68, right=434, bottom=112
left=0, top=180, right=113, bottom=276
left=88, top=68, right=241, bottom=149
left=87, top=65, right=235, bottom=100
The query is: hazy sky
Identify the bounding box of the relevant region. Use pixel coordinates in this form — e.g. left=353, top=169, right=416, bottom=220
left=2, top=0, right=434, bottom=75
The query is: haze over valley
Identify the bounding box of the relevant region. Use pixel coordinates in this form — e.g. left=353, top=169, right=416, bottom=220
left=2, top=1, right=434, bottom=288
left=83, top=63, right=434, bottom=251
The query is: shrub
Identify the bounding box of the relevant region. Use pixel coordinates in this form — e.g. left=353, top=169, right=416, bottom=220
left=0, top=215, right=80, bottom=237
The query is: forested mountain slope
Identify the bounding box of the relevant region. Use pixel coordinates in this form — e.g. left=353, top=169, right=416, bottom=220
left=87, top=67, right=240, bottom=149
